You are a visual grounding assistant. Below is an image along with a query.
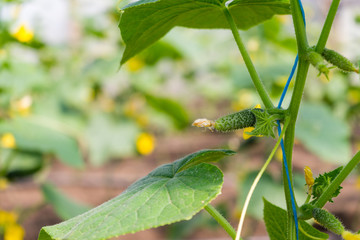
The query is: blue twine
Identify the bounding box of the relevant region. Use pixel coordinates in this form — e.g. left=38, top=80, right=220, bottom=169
left=277, top=55, right=299, bottom=109
left=276, top=1, right=306, bottom=239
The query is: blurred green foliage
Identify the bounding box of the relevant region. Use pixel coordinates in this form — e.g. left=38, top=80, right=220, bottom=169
left=0, top=0, right=359, bottom=234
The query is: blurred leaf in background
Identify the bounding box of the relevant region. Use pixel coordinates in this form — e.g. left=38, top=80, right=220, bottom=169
left=0, top=118, right=84, bottom=168
left=237, top=171, right=306, bottom=219
left=41, top=183, right=90, bottom=220
left=85, top=114, right=139, bottom=166
left=296, top=103, right=351, bottom=164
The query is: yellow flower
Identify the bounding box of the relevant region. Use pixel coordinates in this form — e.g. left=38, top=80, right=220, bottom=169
left=12, top=24, right=34, bottom=43
left=275, top=148, right=283, bottom=162
left=4, top=223, right=25, bottom=240
left=342, top=230, right=360, bottom=240
left=0, top=178, right=8, bottom=190
left=1, top=133, right=16, bottom=149
left=242, top=104, right=262, bottom=140
left=0, top=209, right=24, bottom=240
left=0, top=210, right=17, bottom=225
left=304, top=166, right=314, bottom=187
left=126, top=57, right=144, bottom=72
left=11, top=95, right=32, bottom=116
left=243, top=127, right=255, bottom=140
left=136, top=133, right=155, bottom=155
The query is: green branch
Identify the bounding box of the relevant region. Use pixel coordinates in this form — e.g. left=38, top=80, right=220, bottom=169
left=314, top=151, right=360, bottom=208
left=204, top=204, right=237, bottom=240
left=284, top=59, right=310, bottom=240
left=223, top=7, right=273, bottom=109
left=289, top=0, right=308, bottom=53
left=315, top=0, right=341, bottom=53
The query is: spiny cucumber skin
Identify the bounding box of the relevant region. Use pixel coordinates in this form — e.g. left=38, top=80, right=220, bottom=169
left=312, top=208, right=344, bottom=235
left=322, top=48, right=358, bottom=73
left=214, top=109, right=256, bottom=132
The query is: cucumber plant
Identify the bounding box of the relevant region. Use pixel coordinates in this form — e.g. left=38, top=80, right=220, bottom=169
left=37, top=0, right=360, bottom=239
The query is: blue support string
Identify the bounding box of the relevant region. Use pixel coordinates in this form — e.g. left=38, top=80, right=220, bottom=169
left=277, top=55, right=299, bottom=109
left=276, top=1, right=306, bottom=239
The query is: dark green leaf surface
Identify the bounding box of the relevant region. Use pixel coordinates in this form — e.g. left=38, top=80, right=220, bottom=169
left=38, top=149, right=234, bottom=240
left=263, top=198, right=287, bottom=240
left=41, top=183, right=90, bottom=220
left=0, top=118, right=84, bottom=168
left=296, top=103, right=350, bottom=164
left=119, top=0, right=290, bottom=64
left=312, top=167, right=343, bottom=203
left=299, top=221, right=329, bottom=240
left=263, top=199, right=329, bottom=240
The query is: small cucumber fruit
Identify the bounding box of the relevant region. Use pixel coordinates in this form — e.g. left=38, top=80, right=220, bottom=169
left=312, top=208, right=344, bottom=235
left=322, top=48, right=359, bottom=73
left=214, top=109, right=257, bottom=132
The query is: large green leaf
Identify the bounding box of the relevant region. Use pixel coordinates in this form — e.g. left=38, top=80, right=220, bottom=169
left=263, top=199, right=329, bottom=240
left=38, top=149, right=235, bottom=240
left=0, top=118, right=84, bottom=168
left=263, top=198, right=287, bottom=240
left=296, top=103, right=351, bottom=164
left=41, top=183, right=90, bottom=220
left=119, top=0, right=290, bottom=64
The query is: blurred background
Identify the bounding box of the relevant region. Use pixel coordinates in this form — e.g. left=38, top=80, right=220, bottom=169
left=0, top=0, right=359, bottom=239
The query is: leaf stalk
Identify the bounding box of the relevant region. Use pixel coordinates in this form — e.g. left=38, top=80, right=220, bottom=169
left=204, top=204, right=237, bottom=240
left=235, top=117, right=290, bottom=240
left=314, top=151, right=360, bottom=209
left=315, top=0, right=341, bottom=53
left=222, top=7, right=273, bottom=109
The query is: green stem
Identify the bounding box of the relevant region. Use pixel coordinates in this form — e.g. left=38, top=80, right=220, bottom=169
left=235, top=117, right=290, bottom=240
left=278, top=13, right=309, bottom=238
left=223, top=7, right=273, bottom=109
left=204, top=204, right=237, bottom=240
left=289, top=0, right=308, bottom=53
left=283, top=59, right=310, bottom=240
left=304, top=191, right=312, bottom=204
left=267, top=108, right=287, bottom=116
left=315, top=0, right=341, bottom=53
left=314, top=151, right=360, bottom=209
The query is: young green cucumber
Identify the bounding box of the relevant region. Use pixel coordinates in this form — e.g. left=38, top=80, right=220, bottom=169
left=322, top=48, right=359, bottom=73
left=214, top=109, right=257, bottom=132
left=306, top=50, right=330, bottom=78
left=312, top=208, right=344, bottom=235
